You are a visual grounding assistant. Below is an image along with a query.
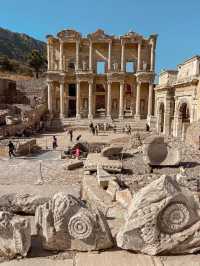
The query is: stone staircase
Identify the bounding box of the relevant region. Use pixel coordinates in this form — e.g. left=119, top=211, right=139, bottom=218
left=49, top=117, right=156, bottom=132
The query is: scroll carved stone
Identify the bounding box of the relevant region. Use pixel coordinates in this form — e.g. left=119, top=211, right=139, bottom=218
left=117, top=175, right=200, bottom=255
left=35, top=192, right=113, bottom=251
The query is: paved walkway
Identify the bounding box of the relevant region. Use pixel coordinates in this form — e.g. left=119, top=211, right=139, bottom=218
left=1, top=251, right=200, bottom=266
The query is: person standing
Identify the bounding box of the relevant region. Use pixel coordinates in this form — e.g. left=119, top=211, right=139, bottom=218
left=52, top=135, right=58, bottom=149
left=68, top=129, right=73, bottom=142
left=8, top=141, right=16, bottom=158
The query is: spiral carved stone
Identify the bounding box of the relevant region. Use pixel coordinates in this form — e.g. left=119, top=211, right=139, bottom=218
left=68, top=213, right=93, bottom=240
left=159, top=203, right=190, bottom=234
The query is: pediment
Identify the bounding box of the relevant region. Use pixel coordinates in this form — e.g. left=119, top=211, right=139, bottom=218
left=88, top=29, right=112, bottom=41
left=57, top=29, right=81, bottom=40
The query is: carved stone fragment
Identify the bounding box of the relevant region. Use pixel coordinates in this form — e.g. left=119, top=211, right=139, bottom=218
left=117, top=175, right=200, bottom=255
left=0, top=211, right=31, bottom=258
left=35, top=192, right=113, bottom=251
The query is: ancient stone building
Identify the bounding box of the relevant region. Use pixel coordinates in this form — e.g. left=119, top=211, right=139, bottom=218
left=155, top=55, right=200, bottom=139
left=46, top=29, right=157, bottom=124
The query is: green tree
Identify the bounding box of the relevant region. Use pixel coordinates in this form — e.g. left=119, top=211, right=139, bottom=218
left=0, top=55, right=13, bottom=71
left=28, top=50, right=46, bottom=78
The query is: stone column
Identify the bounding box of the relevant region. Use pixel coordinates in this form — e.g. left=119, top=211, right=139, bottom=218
left=135, top=81, right=141, bottom=119
left=147, top=82, right=154, bottom=117
left=47, top=81, right=53, bottom=113
left=108, top=41, right=112, bottom=71
left=76, top=81, right=81, bottom=119
left=76, top=40, right=80, bottom=71
left=59, top=41, right=64, bottom=71
left=89, top=40, right=93, bottom=71
left=47, top=41, right=50, bottom=71
left=119, top=81, right=124, bottom=119
left=107, top=81, right=112, bottom=119
left=121, top=40, right=125, bottom=72
left=60, top=82, right=65, bottom=118
left=88, top=81, right=93, bottom=119
left=66, top=84, right=69, bottom=117
left=137, top=42, right=141, bottom=71
left=150, top=41, right=155, bottom=72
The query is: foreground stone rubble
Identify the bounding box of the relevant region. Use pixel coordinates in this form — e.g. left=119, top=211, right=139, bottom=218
left=35, top=192, right=113, bottom=251
left=117, top=175, right=200, bottom=255
left=0, top=211, right=31, bottom=258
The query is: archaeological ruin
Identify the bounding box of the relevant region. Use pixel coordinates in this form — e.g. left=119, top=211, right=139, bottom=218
left=1, top=28, right=200, bottom=266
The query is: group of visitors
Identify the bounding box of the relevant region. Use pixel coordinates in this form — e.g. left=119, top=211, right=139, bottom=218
left=89, top=122, right=99, bottom=135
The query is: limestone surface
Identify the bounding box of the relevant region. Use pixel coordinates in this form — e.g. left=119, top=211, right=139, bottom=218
left=84, top=153, right=122, bottom=173
left=101, top=144, right=123, bottom=158
left=35, top=192, right=113, bottom=251
left=143, top=136, right=181, bottom=166
left=0, top=193, right=49, bottom=215
left=0, top=211, right=31, bottom=258
left=117, top=175, right=200, bottom=255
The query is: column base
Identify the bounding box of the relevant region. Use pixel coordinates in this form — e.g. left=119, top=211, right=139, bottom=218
left=76, top=114, right=81, bottom=120
left=88, top=114, right=93, bottom=120
left=134, top=114, right=141, bottom=120
left=60, top=114, right=65, bottom=119
left=106, top=115, right=112, bottom=122
left=119, top=115, right=124, bottom=120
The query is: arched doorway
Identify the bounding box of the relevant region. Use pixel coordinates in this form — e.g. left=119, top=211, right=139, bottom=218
left=177, top=102, right=190, bottom=140
left=158, top=102, right=165, bottom=133
left=95, top=84, right=106, bottom=117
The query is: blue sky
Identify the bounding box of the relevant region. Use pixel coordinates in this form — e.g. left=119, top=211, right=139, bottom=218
left=1, top=0, right=200, bottom=75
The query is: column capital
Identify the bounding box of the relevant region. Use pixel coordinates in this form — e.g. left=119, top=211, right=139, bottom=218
left=107, top=80, right=112, bottom=85
left=121, top=39, right=126, bottom=46
left=120, top=80, right=125, bottom=86
left=88, top=80, right=94, bottom=85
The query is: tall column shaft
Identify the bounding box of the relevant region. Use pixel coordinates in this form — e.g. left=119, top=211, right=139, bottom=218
left=107, top=82, right=112, bottom=118
left=135, top=81, right=141, bottom=119
left=48, top=81, right=53, bottom=113
left=108, top=41, right=112, bottom=71
left=59, top=41, right=64, bottom=71
left=76, top=81, right=81, bottom=119
left=121, top=41, right=125, bottom=72
left=47, top=42, right=50, bottom=71
left=148, top=83, right=154, bottom=117
left=76, top=40, right=80, bottom=71
left=89, top=41, right=93, bottom=71
left=119, top=82, right=124, bottom=119
left=150, top=42, right=155, bottom=72
left=137, top=42, right=141, bottom=71
left=60, top=82, right=64, bottom=118
left=88, top=81, right=93, bottom=119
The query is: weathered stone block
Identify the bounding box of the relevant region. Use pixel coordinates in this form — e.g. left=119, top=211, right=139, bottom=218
left=143, top=136, right=181, bottom=166
left=0, top=211, right=31, bottom=258
left=116, top=189, right=132, bottom=208
left=101, top=145, right=123, bottom=158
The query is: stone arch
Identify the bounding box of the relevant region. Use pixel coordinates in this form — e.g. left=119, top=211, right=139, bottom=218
left=176, top=99, right=191, bottom=140
left=157, top=102, right=165, bottom=133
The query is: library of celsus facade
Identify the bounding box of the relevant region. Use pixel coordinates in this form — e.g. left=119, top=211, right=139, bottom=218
left=155, top=55, right=200, bottom=139
left=46, top=29, right=157, bottom=123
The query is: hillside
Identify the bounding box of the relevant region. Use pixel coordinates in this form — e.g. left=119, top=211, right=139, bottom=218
left=0, top=27, right=46, bottom=62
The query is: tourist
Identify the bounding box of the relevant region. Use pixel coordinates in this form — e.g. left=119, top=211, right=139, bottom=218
left=128, top=125, right=132, bottom=135
left=89, top=122, right=94, bottom=133
left=146, top=123, right=150, bottom=132
left=8, top=141, right=16, bottom=158
left=91, top=126, right=95, bottom=135
left=68, top=129, right=73, bottom=142
left=52, top=135, right=58, bottom=149
left=75, top=147, right=80, bottom=160
left=95, top=125, right=99, bottom=136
